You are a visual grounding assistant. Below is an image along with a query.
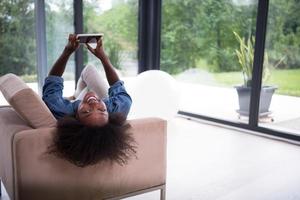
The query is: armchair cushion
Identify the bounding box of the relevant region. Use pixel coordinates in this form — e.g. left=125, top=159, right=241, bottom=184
left=0, top=73, right=56, bottom=128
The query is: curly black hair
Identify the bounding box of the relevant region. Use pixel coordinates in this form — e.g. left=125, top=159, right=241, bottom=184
left=48, top=113, right=137, bottom=167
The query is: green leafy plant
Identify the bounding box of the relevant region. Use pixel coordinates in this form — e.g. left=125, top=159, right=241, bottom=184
left=233, top=31, right=285, bottom=87
left=233, top=31, right=255, bottom=87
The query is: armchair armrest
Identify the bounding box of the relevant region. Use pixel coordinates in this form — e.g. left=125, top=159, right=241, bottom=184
left=12, top=118, right=167, bottom=200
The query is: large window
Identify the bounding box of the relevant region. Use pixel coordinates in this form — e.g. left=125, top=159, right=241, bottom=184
left=0, top=0, right=37, bottom=105
left=161, top=0, right=258, bottom=123
left=46, top=0, right=75, bottom=97
left=1, top=0, right=299, bottom=139
left=259, top=0, right=300, bottom=135
left=0, top=0, right=37, bottom=88
left=83, top=0, right=138, bottom=78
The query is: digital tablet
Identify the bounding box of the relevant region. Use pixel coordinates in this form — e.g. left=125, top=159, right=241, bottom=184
left=76, top=33, right=104, bottom=43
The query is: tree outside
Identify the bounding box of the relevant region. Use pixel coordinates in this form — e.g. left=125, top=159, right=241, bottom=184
left=0, top=0, right=36, bottom=80
left=83, top=0, right=138, bottom=76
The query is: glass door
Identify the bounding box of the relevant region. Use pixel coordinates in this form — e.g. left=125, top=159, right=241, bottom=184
left=259, top=0, right=300, bottom=135
left=45, top=0, right=75, bottom=97
left=161, top=0, right=258, bottom=123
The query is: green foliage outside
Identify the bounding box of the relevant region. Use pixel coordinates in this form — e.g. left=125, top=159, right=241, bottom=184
left=0, top=0, right=36, bottom=78
left=161, top=0, right=300, bottom=75
left=161, top=0, right=257, bottom=74
left=83, top=0, right=138, bottom=69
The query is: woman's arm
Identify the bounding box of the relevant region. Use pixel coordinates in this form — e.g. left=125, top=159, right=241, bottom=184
left=49, top=34, right=79, bottom=77
left=85, top=38, right=120, bottom=86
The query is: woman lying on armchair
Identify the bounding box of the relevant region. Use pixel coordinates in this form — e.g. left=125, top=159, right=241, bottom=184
left=43, top=34, right=136, bottom=167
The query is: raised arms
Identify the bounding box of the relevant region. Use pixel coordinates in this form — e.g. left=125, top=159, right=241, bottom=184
left=49, top=34, right=118, bottom=86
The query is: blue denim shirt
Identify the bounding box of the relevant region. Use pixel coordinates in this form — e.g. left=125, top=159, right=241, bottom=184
left=42, top=76, right=132, bottom=119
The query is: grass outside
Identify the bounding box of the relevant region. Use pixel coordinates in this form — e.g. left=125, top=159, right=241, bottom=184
left=213, top=69, right=300, bottom=97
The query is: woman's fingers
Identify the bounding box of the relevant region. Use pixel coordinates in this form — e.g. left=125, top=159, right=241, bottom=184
left=68, top=34, right=76, bottom=42
left=68, top=34, right=79, bottom=48
left=97, top=38, right=102, bottom=46
left=84, top=37, right=105, bottom=59
left=68, top=34, right=73, bottom=41
left=96, top=38, right=103, bottom=51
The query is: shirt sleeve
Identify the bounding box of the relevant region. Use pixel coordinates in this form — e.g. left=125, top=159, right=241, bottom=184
left=104, top=80, right=132, bottom=117
left=42, top=75, right=78, bottom=119
left=42, top=75, right=64, bottom=98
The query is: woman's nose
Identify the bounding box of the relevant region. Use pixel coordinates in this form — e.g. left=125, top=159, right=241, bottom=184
left=96, top=104, right=106, bottom=111
left=91, top=103, right=105, bottom=111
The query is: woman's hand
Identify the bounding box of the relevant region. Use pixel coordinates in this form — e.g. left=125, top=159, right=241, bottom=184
left=85, top=37, right=120, bottom=85
left=85, top=37, right=107, bottom=60
left=64, top=34, right=79, bottom=54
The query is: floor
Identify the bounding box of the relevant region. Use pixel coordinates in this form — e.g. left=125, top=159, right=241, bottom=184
left=1, top=117, right=300, bottom=200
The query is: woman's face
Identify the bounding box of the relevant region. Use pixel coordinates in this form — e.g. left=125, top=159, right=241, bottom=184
left=77, top=92, right=109, bottom=127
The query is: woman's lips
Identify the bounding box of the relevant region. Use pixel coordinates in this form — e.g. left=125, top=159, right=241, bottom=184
left=87, top=96, right=98, bottom=103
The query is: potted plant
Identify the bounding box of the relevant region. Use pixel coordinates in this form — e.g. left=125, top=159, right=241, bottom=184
left=233, top=31, right=284, bottom=118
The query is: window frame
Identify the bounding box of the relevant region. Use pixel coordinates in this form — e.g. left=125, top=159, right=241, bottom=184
left=34, top=0, right=300, bottom=142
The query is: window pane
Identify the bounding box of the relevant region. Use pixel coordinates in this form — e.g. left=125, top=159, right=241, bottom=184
left=83, top=0, right=138, bottom=77
left=161, top=0, right=258, bottom=123
left=45, top=0, right=75, bottom=97
left=0, top=0, right=37, bottom=104
left=259, top=0, right=300, bottom=135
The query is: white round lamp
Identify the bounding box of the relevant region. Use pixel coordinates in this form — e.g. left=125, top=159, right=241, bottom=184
left=129, top=70, right=180, bottom=120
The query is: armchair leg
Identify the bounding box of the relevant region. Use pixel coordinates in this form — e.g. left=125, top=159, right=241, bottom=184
left=160, top=185, right=166, bottom=200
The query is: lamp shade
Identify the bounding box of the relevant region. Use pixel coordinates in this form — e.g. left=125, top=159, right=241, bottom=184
left=129, top=70, right=180, bottom=120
